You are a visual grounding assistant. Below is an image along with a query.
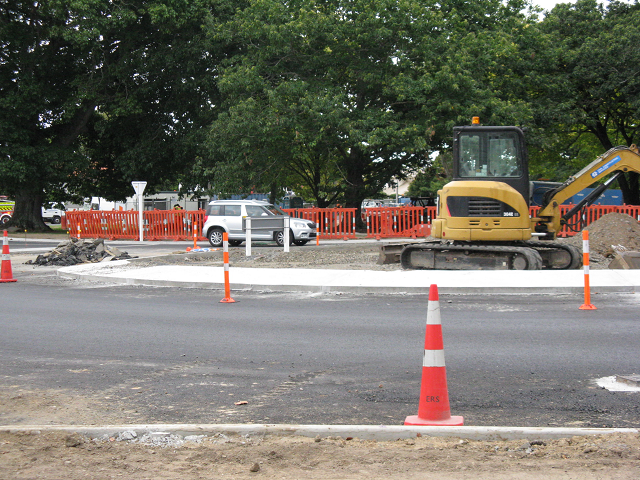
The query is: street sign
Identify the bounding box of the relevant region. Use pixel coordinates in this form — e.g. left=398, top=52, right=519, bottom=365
left=131, top=181, right=147, bottom=196
left=131, top=181, right=147, bottom=242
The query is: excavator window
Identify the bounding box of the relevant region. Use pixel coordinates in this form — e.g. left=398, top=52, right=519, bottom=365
left=458, top=131, right=522, bottom=178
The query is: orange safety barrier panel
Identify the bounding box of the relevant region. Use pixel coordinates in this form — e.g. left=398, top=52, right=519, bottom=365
left=365, top=206, right=431, bottom=239
left=65, top=205, right=640, bottom=241
left=618, top=204, right=640, bottom=221
left=531, top=204, right=630, bottom=237
left=65, top=210, right=206, bottom=241
left=283, top=208, right=357, bottom=239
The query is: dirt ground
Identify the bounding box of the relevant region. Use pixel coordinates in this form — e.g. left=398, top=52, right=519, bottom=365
left=2, top=214, right=640, bottom=478
left=563, top=212, right=640, bottom=265
left=1, top=429, right=639, bottom=480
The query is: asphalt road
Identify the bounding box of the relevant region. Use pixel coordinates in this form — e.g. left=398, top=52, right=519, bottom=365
left=1, top=275, right=639, bottom=428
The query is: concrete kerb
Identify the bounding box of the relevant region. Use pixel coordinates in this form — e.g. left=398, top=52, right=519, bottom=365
left=55, top=254, right=640, bottom=295
left=1, top=424, right=638, bottom=442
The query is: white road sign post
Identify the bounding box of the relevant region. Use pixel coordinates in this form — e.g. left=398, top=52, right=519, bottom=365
left=131, top=181, right=147, bottom=242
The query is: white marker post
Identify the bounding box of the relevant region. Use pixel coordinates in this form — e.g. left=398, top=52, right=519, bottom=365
left=245, top=217, right=252, bottom=257
left=284, top=217, right=290, bottom=253
left=131, top=181, right=147, bottom=242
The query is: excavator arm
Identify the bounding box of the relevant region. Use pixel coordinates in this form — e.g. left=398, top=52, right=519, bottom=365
left=535, top=145, right=640, bottom=238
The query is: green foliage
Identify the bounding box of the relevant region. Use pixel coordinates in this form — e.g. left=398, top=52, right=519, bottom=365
left=203, top=0, right=538, bottom=212
left=531, top=0, right=640, bottom=202
left=0, top=0, right=222, bottom=229
left=4, top=0, right=639, bottom=233
left=406, top=154, right=450, bottom=198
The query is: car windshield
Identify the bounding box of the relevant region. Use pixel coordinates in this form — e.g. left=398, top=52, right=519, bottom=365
left=264, top=204, right=287, bottom=215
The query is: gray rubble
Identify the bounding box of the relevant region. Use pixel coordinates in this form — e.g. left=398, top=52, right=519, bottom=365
left=26, top=237, right=134, bottom=266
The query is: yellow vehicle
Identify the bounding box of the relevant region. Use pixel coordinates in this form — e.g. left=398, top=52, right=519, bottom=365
left=400, top=119, right=640, bottom=270
left=0, top=197, right=14, bottom=224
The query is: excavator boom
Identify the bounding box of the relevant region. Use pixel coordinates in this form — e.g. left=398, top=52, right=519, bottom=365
left=535, top=145, right=640, bottom=237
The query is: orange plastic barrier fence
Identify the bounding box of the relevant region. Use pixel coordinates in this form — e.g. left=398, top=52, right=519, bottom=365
left=528, top=205, right=638, bottom=237
left=65, top=205, right=640, bottom=241
left=364, top=206, right=431, bottom=239
left=283, top=208, right=357, bottom=239
left=65, top=210, right=206, bottom=241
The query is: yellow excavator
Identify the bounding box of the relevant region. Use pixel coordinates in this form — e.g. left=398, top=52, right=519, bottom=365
left=398, top=118, right=640, bottom=270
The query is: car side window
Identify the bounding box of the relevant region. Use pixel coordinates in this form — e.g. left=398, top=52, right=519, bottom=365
left=245, top=205, right=266, bottom=217
left=226, top=204, right=241, bottom=216
left=208, top=205, right=224, bottom=216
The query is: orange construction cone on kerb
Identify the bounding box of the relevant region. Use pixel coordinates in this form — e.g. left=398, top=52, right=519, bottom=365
left=1, top=230, right=17, bottom=283
left=220, top=232, right=235, bottom=303
left=579, top=229, right=597, bottom=310
left=405, top=284, right=463, bottom=426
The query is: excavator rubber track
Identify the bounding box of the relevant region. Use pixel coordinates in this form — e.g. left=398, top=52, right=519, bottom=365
left=524, top=241, right=582, bottom=270
left=400, top=242, right=544, bottom=270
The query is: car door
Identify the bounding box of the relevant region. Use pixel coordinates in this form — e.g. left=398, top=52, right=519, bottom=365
left=223, top=204, right=244, bottom=237
left=245, top=205, right=271, bottom=239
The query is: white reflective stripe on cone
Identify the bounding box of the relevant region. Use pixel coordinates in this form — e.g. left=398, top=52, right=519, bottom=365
left=423, top=350, right=446, bottom=368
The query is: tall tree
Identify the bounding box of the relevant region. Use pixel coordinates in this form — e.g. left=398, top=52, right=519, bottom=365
left=204, top=0, right=536, bottom=220
left=0, top=0, right=221, bottom=231
left=535, top=0, right=640, bottom=203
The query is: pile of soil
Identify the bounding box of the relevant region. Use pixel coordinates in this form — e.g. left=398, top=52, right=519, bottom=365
left=563, top=213, right=640, bottom=266
left=26, top=237, right=134, bottom=266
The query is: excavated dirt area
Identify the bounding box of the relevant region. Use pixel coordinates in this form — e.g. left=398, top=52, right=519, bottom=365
left=11, top=212, right=639, bottom=272
left=1, top=429, right=639, bottom=479
left=144, top=212, right=640, bottom=270
left=562, top=212, right=640, bottom=266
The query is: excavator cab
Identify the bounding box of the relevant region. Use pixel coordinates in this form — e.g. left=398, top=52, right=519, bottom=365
left=452, top=125, right=529, bottom=203
left=432, top=124, right=533, bottom=243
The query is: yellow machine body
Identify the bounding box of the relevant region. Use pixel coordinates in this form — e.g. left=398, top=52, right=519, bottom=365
left=432, top=181, right=532, bottom=242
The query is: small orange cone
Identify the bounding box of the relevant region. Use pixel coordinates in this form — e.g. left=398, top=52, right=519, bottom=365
left=1, top=230, right=17, bottom=283
left=405, top=284, right=462, bottom=426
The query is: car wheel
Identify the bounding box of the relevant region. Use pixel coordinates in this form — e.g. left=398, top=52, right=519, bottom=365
left=228, top=240, right=243, bottom=247
left=0, top=216, right=9, bottom=224
left=208, top=227, right=225, bottom=247
left=274, top=230, right=285, bottom=247
left=52, top=216, right=61, bottom=224
left=275, top=229, right=295, bottom=247
left=293, top=239, right=308, bottom=246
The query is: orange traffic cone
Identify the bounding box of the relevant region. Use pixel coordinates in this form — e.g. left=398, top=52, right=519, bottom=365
left=1, top=230, right=17, bottom=283
left=405, top=284, right=462, bottom=426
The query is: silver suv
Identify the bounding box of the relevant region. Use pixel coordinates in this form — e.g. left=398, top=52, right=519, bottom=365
left=202, top=199, right=316, bottom=247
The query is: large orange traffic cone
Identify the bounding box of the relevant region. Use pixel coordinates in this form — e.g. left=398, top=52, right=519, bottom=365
left=405, top=284, right=462, bottom=426
left=1, top=230, right=17, bottom=283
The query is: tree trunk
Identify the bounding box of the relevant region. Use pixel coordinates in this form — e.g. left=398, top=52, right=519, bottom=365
left=342, top=148, right=368, bottom=231
left=5, top=188, right=50, bottom=232
left=618, top=172, right=640, bottom=205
